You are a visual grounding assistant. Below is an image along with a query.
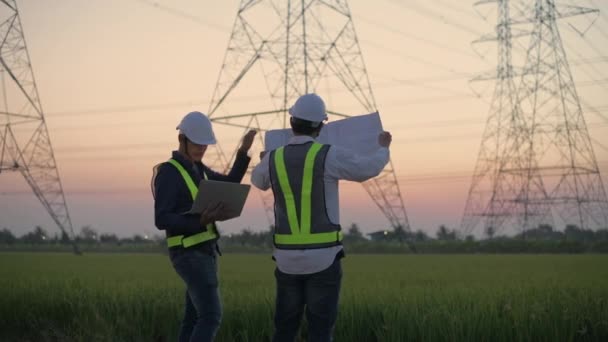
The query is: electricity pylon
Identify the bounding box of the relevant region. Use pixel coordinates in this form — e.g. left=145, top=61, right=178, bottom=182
left=205, top=0, right=410, bottom=232
left=462, top=0, right=608, bottom=236
left=516, top=0, right=608, bottom=230
left=0, top=1, right=79, bottom=253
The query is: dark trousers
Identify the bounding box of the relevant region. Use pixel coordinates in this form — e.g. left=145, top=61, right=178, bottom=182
left=272, top=259, right=342, bottom=342
left=170, top=248, right=222, bottom=342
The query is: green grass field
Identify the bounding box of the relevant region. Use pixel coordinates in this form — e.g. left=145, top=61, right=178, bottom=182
left=1, top=253, right=607, bottom=341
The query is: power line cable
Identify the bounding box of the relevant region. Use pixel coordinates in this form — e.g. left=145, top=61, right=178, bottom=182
left=387, top=0, right=483, bottom=36
left=133, top=0, right=230, bottom=32
left=356, top=16, right=479, bottom=59
left=434, top=0, right=479, bottom=20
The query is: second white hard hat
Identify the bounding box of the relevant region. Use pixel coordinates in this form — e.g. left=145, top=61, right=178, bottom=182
left=176, top=111, right=217, bottom=145
left=288, top=93, right=328, bottom=123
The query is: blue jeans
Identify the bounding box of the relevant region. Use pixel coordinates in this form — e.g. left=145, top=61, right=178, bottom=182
left=272, top=258, right=342, bottom=342
left=170, top=248, right=221, bottom=342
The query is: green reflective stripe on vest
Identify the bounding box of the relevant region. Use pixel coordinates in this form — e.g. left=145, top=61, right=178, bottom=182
left=274, top=147, right=300, bottom=235
left=166, top=159, right=217, bottom=248
left=300, top=143, right=323, bottom=235
left=274, top=143, right=332, bottom=243
left=168, top=159, right=198, bottom=199
left=275, top=231, right=343, bottom=245
left=167, top=159, right=209, bottom=199
left=167, top=235, right=184, bottom=248
left=182, top=231, right=217, bottom=247
left=166, top=230, right=218, bottom=248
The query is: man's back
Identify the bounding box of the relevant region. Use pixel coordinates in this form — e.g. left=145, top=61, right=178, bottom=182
left=251, top=134, right=390, bottom=274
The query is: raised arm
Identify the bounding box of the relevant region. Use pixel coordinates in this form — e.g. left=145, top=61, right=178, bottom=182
left=326, top=131, right=392, bottom=182
left=203, top=130, right=256, bottom=183
left=251, top=151, right=271, bottom=190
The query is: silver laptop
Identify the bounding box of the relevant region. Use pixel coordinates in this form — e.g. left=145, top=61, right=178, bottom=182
left=187, top=180, right=251, bottom=221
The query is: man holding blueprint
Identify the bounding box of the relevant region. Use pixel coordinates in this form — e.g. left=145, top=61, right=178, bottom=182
left=251, top=94, right=392, bottom=342
left=152, top=111, right=255, bottom=342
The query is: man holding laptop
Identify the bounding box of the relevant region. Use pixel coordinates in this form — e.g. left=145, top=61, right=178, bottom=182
left=152, top=111, right=255, bottom=342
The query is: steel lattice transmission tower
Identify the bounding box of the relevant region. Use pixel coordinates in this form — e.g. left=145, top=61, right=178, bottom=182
left=0, top=1, right=78, bottom=251
left=516, top=0, right=608, bottom=231
left=205, top=0, right=410, bottom=231
left=462, top=0, right=608, bottom=236
left=461, top=0, right=553, bottom=236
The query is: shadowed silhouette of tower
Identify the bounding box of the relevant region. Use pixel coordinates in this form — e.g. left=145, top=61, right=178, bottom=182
left=205, top=0, right=410, bottom=232
left=0, top=1, right=79, bottom=253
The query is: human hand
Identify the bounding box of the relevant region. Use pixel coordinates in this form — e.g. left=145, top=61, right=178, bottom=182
left=378, top=131, right=392, bottom=148
left=239, top=130, right=257, bottom=153
left=199, top=202, right=231, bottom=226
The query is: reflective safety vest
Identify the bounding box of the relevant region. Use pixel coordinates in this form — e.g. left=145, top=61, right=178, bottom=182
left=165, top=159, right=219, bottom=248
left=269, top=142, right=342, bottom=249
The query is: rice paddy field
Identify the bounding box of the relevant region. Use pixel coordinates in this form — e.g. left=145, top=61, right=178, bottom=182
left=1, top=252, right=607, bottom=341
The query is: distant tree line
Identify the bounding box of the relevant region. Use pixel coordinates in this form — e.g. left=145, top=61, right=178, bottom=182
left=213, top=223, right=608, bottom=254
left=1, top=223, right=607, bottom=253
left=0, top=225, right=164, bottom=253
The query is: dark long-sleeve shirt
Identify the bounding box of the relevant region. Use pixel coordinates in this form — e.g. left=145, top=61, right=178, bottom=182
left=153, top=150, right=251, bottom=237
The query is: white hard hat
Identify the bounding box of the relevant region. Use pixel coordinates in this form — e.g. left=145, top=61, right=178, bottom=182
left=176, top=111, right=217, bottom=145
left=288, top=93, right=328, bottom=123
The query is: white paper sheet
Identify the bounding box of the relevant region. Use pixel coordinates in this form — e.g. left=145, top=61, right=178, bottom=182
left=264, top=112, right=383, bottom=153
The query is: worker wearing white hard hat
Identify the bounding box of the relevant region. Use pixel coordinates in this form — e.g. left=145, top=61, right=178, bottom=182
left=288, top=92, right=328, bottom=126
left=152, top=111, right=256, bottom=341
left=176, top=111, right=218, bottom=145
left=252, top=93, right=392, bottom=341
left=174, top=111, right=219, bottom=162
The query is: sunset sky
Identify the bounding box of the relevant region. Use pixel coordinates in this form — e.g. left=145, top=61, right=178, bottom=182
left=1, top=0, right=607, bottom=238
